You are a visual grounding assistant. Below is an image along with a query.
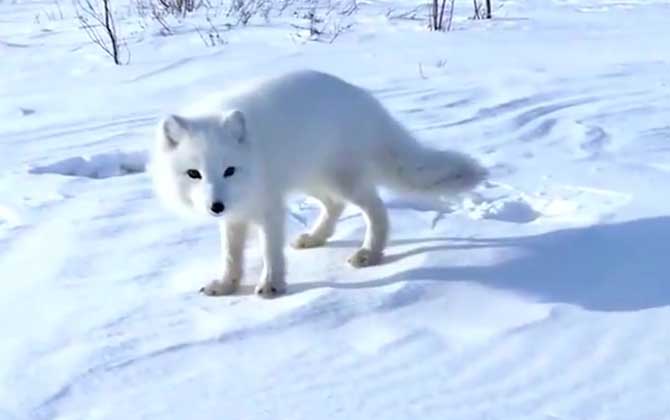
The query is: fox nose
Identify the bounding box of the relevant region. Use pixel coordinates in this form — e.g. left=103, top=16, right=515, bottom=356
left=210, top=201, right=225, bottom=214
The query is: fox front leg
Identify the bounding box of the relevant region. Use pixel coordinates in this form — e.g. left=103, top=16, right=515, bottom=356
left=201, top=221, right=248, bottom=296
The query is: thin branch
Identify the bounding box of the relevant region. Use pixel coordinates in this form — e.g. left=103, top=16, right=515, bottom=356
left=438, top=0, right=446, bottom=30
left=446, top=0, right=455, bottom=31
left=75, top=0, right=125, bottom=64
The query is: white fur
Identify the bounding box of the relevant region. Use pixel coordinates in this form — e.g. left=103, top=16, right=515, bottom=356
left=149, top=70, right=487, bottom=298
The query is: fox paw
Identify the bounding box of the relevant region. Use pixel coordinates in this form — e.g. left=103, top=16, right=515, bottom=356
left=348, top=248, right=382, bottom=268
left=200, top=277, right=239, bottom=296
left=254, top=279, right=287, bottom=299
left=291, top=233, right=326, bottom=249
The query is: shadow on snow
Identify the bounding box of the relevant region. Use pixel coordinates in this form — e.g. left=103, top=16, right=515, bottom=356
left=294, top=216, right=670, bottom=312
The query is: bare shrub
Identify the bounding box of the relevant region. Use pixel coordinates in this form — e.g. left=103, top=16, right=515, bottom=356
left=157, top=0, right=198, bottom=15
left=195, top=15, right=228, bottom=46
left=75, top=0, right=128, bottom=64
left=291, top=0, right=356, bottom=43
left=33, top=0, right=66, bottom=26
left=429, top=0, right=454, bottom=31
left=225, top=0, right=274, bottom=25
left=472, top=0, right=492, bottom=19
left=77, top=0, right=360, bottom=54
left=150, top=2, right=175, bottom=34
left=52, top=0, right=65, bottom=19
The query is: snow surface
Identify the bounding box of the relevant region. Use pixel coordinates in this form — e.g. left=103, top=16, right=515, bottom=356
left=1, top=0, right=670, bottom=419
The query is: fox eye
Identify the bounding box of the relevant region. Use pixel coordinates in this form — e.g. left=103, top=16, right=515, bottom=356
left=186, top=169, right=201, bottom=179
left=223, top=166, right=236, bottom=178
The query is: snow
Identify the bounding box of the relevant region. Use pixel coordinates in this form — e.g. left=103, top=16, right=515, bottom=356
left=28, top=151, right=148, bottom=179
left=1, top=0, right=670, bottom=419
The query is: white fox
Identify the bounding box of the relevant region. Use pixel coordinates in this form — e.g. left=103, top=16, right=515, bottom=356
left=150, top=70, right=487, bottom=298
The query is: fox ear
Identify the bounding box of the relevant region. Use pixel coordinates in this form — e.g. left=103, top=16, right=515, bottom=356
left=160, top=114, right=188, bottom=150
left=222, top=110, right=245, bottom=144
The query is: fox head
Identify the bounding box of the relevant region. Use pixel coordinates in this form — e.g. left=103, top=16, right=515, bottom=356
left=150, top=110, right=258, bottom=220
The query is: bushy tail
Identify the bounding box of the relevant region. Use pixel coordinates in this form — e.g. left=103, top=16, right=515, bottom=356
left=375, top=130, right=488, bottom=196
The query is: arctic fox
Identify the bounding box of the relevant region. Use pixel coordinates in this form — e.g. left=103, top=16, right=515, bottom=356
left=150, top=70, right=486, bottom=298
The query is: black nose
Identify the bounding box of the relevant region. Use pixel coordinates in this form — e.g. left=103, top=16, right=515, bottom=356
left=210, top=202, right=225, bottom=214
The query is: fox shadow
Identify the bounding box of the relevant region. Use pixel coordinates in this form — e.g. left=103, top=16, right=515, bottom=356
left=293, top=216, right=670, bottom=312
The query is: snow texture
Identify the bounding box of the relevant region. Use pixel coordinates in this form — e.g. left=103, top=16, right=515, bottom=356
left=1, top=0, right=670, bottom=419
left=28, top=151, right=147, bottom=179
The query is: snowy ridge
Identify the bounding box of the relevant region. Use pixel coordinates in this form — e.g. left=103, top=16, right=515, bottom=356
left=2, top=0, right=670, bottom=419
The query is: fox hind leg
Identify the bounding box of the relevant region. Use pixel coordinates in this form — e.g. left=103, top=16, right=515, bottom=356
left=292, top=195, right=345, bottom=249
left=324, top=173, right=389, bottom=268
left=345, top=185, right=388, bottom=268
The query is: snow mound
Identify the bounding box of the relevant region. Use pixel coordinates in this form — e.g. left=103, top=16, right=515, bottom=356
left=467, top=197, right=541, bottom=223
left=0, top=205, right=22, bottom=228
left=29, top=151, right=148, bottom=179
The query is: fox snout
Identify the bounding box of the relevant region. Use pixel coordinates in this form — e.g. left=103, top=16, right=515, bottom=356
left=210, top=201, right=225, bottom=215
